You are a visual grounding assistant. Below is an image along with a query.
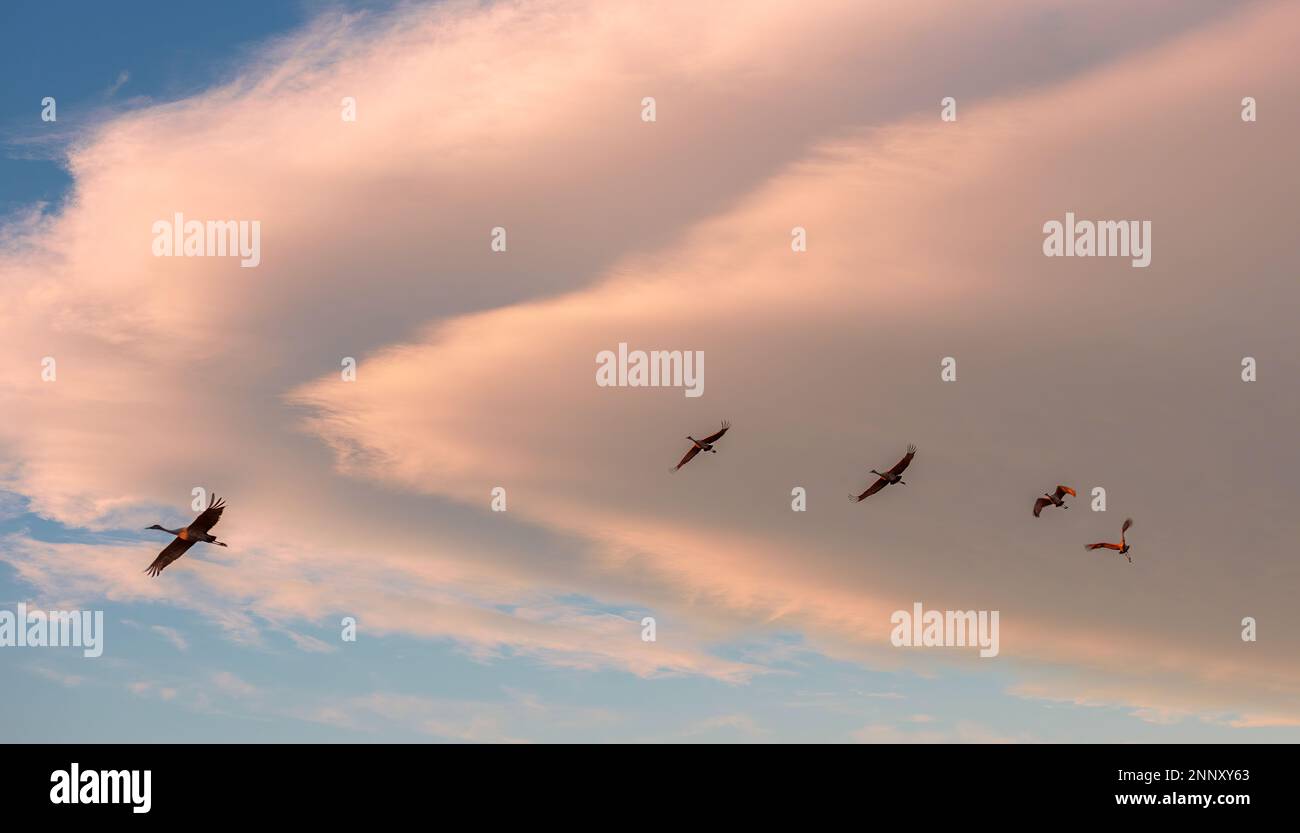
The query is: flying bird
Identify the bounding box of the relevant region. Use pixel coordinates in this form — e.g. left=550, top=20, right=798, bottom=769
left=849, top=444, right=916, bottom=502
left=1033, top=485, right=1077, bottom=517
left=1084, top=517, right=1133, bottom=562
left=671, top=421, right=730, bottom=472
left=143, top=494, right=228, bottom=577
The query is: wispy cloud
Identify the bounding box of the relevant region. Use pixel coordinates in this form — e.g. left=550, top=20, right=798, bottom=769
left=1, top=0, right=1297, bottom=740
left=211, top=671, right=257, bottom=699
left=150, top=624, right=189, bottom=652
left=104, top=70, right=130, bottom=98
left=29, top=664, right=83, bottom=688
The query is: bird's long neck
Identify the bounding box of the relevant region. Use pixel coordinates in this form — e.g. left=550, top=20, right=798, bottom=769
left=164, top=526, right=183, bottom=536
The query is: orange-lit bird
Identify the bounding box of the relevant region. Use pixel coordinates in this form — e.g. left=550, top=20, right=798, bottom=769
left=143, top=494, right=228, bottom=577
left=1033, top=485, right=1077, bottom=517
left=1084, top=517, right=1133, bottom=562
left=671, top=421, right=730, bottom=472
left=849, top=444, right=916, bottom=502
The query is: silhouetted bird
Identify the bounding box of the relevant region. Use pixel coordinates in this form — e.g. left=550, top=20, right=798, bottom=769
left=1033, top=485, right=1077, bottom=517
left=671, top=421, right=730, bottom=472
left=1084, top=517, right=1133, bottom=562
left=849, top=444, right=916, bottom=502
left=143, top=494, right=228, bottom=577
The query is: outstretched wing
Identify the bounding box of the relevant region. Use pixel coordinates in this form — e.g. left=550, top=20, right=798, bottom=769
left=849, top=478, right=888, bottom=502
left=700, top=421, right=730, bottom=445
left=672, top=445, right=702, bottom=472
left=144, top=537, right=196, bottom=577
left=889, top=444, right=917, bottom=476
left=1084, top=542, right=1122, bottom=551
left=1121, top=518, right=1133, bottom=534
left=1033, top=497, right=1051, bottom=517
left=189, top=494, right=226, bottom=536
left=1054, top=485, right=1077, bottom=500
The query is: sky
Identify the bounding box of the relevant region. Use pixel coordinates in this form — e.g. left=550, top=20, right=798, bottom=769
left=1, top=0, right=1297, bottom=743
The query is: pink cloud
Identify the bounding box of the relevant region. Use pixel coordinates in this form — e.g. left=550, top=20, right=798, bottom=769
left=1, top=0, right=1297, bottom=731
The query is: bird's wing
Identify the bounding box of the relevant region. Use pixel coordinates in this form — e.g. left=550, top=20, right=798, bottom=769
left=1033, top=497, right=1051, bottom=517
left=672, top=445, right=702, bottom=471
left=188, top=494, right=226, bottom=536
left=889, top=444, right=917, bottom=476
left=700, top=421, right=730, bottom=445
left=144, top=537, right=196, bottom=577
left=850, top=478, right=888, bottom=502
left=1084, top=542, right=1122, bottom=551
left=1055, top=485, right=1077, bottom=499
left=1121, top=518, right=1133, bottom=534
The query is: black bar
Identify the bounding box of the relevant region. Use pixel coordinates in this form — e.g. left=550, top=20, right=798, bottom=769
left=5, top=743, right=1280, bottom=818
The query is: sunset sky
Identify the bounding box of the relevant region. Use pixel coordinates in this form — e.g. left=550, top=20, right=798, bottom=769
left=2, top=0, right=1298, bottom=742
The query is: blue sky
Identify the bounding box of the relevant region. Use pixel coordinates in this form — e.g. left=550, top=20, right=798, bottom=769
left=0, top=489, right=1290, bottom=742
left=1, top=1, right=304, bottom=213
left=2, top=0, right=1298, bottom=742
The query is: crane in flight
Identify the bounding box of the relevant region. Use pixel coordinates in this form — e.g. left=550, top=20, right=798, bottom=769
left=1084, top=517, right=1133, bottom=563
left=1033, top=484, right=1077, bottom=517
left=849, top=444, right=916, bottom=502
left=143, top=494, right=228, bottom=577
left=671, top=421, right=730, bottom=472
